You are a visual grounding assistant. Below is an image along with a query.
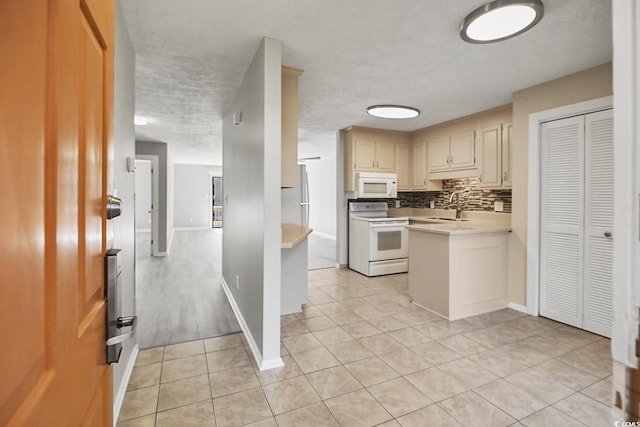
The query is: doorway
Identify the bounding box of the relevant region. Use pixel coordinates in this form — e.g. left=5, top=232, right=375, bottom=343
left=135, top=156, right=159, bottom=256
left=212, top=176, right=223, bottom=228
left=527, top=96, right=613, bottom=337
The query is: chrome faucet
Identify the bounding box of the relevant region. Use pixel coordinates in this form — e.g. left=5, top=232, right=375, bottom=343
left=448, top=191, right=465, bottom=219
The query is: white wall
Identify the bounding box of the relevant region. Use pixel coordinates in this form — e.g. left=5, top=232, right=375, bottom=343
left=134, top=160, right=152, bottom=231
left=173, top=164, right=222, bottom=228
left=222, top=38, right=283, bottom=370
left=112, top=0, right=137, bottom=420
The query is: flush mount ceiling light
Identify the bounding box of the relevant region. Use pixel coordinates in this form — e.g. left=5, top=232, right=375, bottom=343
left=134, top=115, right=150, bottom=126
left=366, top=105, right=420, bottom=119
left=460, top=0, right=544, bottom=44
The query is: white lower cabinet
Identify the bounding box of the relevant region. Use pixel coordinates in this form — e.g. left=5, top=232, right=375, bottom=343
left=539, top=109, right=613, bottom=338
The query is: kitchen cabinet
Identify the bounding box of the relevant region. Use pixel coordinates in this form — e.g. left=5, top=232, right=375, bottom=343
left=343, top=127, right=408, bottom=192
left=355, top=139, right=395, bottom=172
left=395, top=143, right=411, bottom=191
left=411, top=140, right=442, bottom=191
left=408, top=225, right=509, bottom=320
left=427, top=130, right=476, bottom=175
left=281, top=66, right=304, bottom=188
left=478, top=122, right=512, bottom=189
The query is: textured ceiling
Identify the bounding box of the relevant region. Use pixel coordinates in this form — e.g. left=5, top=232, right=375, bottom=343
left=121, top=0, right=612, bottom=165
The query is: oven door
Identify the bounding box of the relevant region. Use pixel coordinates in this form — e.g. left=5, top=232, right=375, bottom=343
left=368, top=222, right=408, bottom=261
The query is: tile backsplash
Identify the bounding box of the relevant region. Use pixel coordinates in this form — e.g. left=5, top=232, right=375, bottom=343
left=393, top=178, right=512, bottom=213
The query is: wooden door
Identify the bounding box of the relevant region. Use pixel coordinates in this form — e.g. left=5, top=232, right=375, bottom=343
left=0, top=0, right=114, bottom=425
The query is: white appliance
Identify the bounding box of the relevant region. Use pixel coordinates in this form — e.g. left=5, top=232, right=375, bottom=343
left=356, top=172, right=398, bottom=199
left=349, top=201, right=409, bottom=276
left=282, top=164, right=310, bottom=226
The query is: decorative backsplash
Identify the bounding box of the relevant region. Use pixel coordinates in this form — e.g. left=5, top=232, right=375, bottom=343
left=393, top=178, right=512, bottom=213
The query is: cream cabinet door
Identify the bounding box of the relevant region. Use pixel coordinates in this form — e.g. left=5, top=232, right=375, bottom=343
left=450, top=130, right=476, bottom=170
left=478, top=125, right=502, bottom=188
left=427, top=136, right=450, bottom=171
left=395, top=143, right=411, bottom=190
left=412, top=140, right=428, bottom=190
left=354, top=139, right=377, bottom=171
left=375, top=141, right=396, bottom=172
left=501, top=123, right=513, bottom=188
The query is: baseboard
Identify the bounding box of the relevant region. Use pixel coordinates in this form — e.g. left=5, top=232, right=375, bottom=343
left=219, top=275, right=283, bottom=371
left=113, top=344, right=139, bottom=426
left=173, top=227, right=213, bottom=231
left=508, top=302, right=529, bottom=314
left=167, top=229, right=174, bottom=254
left=312, top=231, right=336, bottom=240
left=335, top=263, right=348, bottom=269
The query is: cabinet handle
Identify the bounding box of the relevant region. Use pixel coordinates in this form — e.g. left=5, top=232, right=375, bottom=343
left=503, top=171, right=508, bottom=181
left=372, top=160, right=375, bottom=168
left=423, top=179, right=426, bottom=185
left=376, top=160, right=379, bottom=168
left=478, top=175, right=482, bottom=182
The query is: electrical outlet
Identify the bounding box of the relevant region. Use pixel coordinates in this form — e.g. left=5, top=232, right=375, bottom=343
left=236, top=275, right=240, bottom=290
left=430, top=200, right=435, bottom=209
left=395, top=200, right=401, bottom=208
left=494, top=200, right=504, bottom=212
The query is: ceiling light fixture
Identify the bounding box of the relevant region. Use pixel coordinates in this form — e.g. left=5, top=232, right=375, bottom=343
left=460, top=0, right=544, bottom=44
left=134, top=115, right=150, bottom=126
left=366, top=105, right=420, bottom=119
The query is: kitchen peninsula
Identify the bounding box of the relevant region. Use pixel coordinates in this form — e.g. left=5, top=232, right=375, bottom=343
left=281, top=223, right=312, bottom=314
left=393, top=209, right=511, bottom=320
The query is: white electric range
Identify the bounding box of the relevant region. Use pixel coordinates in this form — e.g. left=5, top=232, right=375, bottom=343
left=348, top=201, right=409, bottom=277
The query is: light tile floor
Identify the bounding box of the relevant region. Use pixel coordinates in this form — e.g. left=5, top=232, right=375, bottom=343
left=118, top=268, right=612, bottom=427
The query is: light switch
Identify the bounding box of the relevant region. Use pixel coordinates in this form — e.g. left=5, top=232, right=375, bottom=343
left=494, top=200, right=504, bottom=212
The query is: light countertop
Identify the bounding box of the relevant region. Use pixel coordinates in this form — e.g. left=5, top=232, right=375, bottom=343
left=406, top=221, right=511, bottom=235
left=281, top=223, right=313, bottom=249
left=390, top=208, right=511, bottom=235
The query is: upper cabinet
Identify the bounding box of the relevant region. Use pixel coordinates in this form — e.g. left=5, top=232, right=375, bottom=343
left=395, top=143, right=411, bottom=191
left=281, top=66, right=304, bottom=188
left=354, top=139, right=395, bottom=172
left=411, top=139, right=442, bottom=191
left=427, top=130, right=476, bottom=178
left=342, top=105, right=512, bottom=193
left=477, top=116, right=512, bottom=189
left=343, top=127, right=408, bottom=192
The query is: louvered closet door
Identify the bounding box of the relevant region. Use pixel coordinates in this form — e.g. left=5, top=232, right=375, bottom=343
left=539, top=116, right=585, bottom=329
left=583, top=109, right=614, bottom=337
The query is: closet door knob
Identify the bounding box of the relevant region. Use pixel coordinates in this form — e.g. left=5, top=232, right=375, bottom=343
left=604, top=231, right=612, bottom=238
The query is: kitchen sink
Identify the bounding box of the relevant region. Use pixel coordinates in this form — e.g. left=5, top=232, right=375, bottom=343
left=427, top=217, right=470, bottom=222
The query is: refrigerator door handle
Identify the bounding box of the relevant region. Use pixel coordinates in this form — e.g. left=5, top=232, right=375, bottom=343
left=302, top=165, right=310, bottom=227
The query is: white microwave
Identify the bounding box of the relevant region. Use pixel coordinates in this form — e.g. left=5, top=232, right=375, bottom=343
left=356, top=172, right=398, bottom=199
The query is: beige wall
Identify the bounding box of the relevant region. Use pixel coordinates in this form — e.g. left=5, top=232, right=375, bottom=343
left=509, top=62, right=613, bottom=306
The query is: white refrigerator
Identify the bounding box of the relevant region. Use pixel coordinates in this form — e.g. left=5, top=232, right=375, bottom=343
left=281, top=164, right=310, bottom=226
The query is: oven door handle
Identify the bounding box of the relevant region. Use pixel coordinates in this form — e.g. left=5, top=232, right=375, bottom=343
left=369, top=222, right=408, bottom=228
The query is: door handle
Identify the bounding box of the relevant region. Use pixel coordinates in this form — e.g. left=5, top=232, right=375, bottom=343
left=106, top=316, right=137, bottom=346
left=604, top=231, right=612, bottom=238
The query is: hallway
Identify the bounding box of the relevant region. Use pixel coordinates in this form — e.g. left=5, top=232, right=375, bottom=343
left=135, top=229, right=240, bottom=348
